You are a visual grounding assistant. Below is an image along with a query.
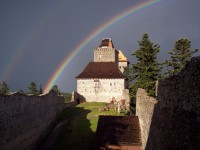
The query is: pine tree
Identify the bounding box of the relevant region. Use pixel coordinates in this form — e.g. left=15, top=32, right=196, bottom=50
left=165, top=38, right=198, bottom=76
left=128, top=82, right=138, bottom=113
left=51, top=85, right=60, bottom=95
left=18, top=89, right=25, bottom=94
left=38, top=85, right=43, bottom=95
left=0, top=81, right=9, bottom=95
left=28, top=82, right=38, bottom=95
left=129, top=33, right=162, bottom=99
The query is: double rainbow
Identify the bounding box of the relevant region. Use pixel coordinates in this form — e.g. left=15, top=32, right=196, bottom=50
left=43, top=0, right=163, bottom=92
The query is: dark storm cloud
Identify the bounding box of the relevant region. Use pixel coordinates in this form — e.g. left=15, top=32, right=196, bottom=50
left=0, top=0, right=199, bottom=92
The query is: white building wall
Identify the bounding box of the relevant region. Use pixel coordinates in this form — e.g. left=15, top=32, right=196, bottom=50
left=77, top=79, right=125, bottom=102
left=118, top=61, right=128, bottom=73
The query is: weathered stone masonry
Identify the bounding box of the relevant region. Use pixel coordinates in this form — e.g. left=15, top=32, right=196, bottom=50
left=136, top=56, right=200, bottom=150
left=0, top=91, right=74, bottom=150
left=136, top=88, right=157, bottom=149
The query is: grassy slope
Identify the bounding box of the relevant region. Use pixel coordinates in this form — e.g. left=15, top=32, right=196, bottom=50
left=52, top=102, right=126, bottom=150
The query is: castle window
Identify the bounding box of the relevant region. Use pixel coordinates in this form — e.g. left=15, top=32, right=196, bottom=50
left=94, top=79, right=99, bottom=82
left=110, top=83, right=112, bottom=86
left=95, top=83, right=98, bottom=88
left=98, top=54, right=101, bottom=59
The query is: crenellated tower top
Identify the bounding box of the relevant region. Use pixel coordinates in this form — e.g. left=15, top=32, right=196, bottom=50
left=99, top=38, right=114, bottom=48
left=94, top=38, right=118, bottom=63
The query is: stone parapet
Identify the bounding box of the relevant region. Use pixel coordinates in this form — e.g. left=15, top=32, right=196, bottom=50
left=136, top=56, right=200, bottom=150
left=0, top=90, right=74, bottom=150
left=136, top=88, right=157, bottom=149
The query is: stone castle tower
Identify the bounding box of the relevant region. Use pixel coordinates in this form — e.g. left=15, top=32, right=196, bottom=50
left=94, top=38, right=118, bottom=63
left=76, top=38, right=129, bottom=102
left=94, top=38, right=129, bottom=75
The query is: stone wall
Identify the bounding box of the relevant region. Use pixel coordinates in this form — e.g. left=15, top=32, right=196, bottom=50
left=71, top=91, right=79, bottom=102
left=94, top=48, right=118, bottom=63
left=136, top=88, right=157, bottom=149
left=118, top=61, right=129, bottom=75
left=0, top=90, right=74, bottom=150
left=136, top=56, right=200, bottom=150
left=77, top=79, right=126, bottom=102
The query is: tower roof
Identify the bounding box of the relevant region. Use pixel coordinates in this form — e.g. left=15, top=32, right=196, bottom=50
left=76, top=62, right=126, bottom=79
left=99, top=38, right=114, bottom=48
left=118, top=50, right=128, bottom=62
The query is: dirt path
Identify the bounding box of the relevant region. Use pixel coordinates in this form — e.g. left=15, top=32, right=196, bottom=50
left=38, top=119, right=69, bottom=150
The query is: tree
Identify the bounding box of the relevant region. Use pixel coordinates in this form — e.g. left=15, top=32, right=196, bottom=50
left=61, top=92, right=72, bottom=103
left=165, top=38, right=198, bottom=76
left=129, top=33, right=162, bottom=99
left=128, top=82, right=138, bottom=113
left=18, top=89, right=25, bottom=94
left=0, top=81, right=9, bottom=95
left=51, top=85, right=60, bottom=95
left=28, top=82, right=38, bottom=95
left=38, top=85, right=43, bottom=95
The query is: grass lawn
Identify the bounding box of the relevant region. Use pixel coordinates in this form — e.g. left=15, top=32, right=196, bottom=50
left=52, top=102, right=127, bottom=150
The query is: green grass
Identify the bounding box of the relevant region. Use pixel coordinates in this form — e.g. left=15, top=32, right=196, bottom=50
left=52, top=102, right=127, bottom=150
left=60, top=92, right=72, bottom=103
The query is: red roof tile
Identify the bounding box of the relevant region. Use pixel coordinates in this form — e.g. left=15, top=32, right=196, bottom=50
left=95, top=116, right=141, bottom=146
left=76, top=62, right=126, bottom=79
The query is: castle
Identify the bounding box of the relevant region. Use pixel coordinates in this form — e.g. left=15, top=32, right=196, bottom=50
left=1, top=53, right=199, bottom=149
left=76, top=38, right=129, bottom=102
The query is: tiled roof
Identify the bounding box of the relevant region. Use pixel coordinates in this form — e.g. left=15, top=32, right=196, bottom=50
left=95, top=116, right=141, bottom=146
left=118, top=50, right=128, bottom=62
left=76, top=62, right=126, bottom=79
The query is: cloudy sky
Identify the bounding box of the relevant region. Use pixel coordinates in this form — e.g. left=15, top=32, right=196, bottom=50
left=0, top=0, right=200, bottom=93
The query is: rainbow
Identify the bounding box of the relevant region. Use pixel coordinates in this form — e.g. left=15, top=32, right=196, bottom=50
left=44, top=0, right=163, bottom=92
left=1, top=0, right=66, bottom=81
